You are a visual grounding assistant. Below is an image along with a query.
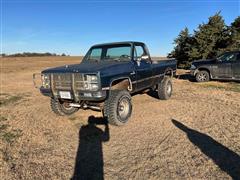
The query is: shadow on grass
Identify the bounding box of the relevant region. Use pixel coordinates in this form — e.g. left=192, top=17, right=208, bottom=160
left=176, top=73, right=195, bottom=82
left=172, top=119, right=240, bottom=179
left=72, top=116, right=109, bottom=180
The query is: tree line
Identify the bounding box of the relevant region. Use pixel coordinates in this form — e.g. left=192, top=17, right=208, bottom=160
left=1, top=52, right=68, bottom=57
left=169, top=12, right=240, bottom=68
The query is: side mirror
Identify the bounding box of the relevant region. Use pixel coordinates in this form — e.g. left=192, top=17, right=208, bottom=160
left=136, top=55, right=150, bottom=66
left=141, top=55, right=150, bottom=60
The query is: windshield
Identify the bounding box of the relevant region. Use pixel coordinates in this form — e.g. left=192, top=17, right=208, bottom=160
left=84, top=44, right=132, bottom=62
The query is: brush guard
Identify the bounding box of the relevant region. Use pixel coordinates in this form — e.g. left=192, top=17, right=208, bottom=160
left=33, top=73, right=42, bottom=89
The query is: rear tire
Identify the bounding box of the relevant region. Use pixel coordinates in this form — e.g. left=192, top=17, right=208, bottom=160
left=196, top=70, right=210, bottom=82
left=157, top=76, right=172, bottom=100
left=50, top=98, right=79, bottom=116
left=104, top=90, right=132, bottom=126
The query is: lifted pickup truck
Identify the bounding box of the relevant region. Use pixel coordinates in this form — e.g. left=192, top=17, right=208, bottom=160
left=190, top=51, right=240, bottom=82
left=34, top=41, right=176, bottom=126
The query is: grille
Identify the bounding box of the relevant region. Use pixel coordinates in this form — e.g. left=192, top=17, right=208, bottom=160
left=75, top=73, right=85, bottom=90
left=53, top=73, right=72, bottom=90
left=52, top=73, right=86, bottom=90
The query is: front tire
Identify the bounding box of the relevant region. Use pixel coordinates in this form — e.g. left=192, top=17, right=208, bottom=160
left=196, top=70, right=210, bottom=82
left=157, top=76, right=172, bottom=100
left=104, top=90, right=132, bottom=126
left=50, top=98, right=79, bottom=116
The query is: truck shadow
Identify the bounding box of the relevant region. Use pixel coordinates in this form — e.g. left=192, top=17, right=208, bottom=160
left=175, top=73, right=195, bottom=82
left=172, top=119, right=240, bottom=179
left=72, top=116, right=109, bottom=180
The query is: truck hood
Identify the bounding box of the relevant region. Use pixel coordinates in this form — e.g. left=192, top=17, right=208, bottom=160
left=41, top=61, right=132, bottom=75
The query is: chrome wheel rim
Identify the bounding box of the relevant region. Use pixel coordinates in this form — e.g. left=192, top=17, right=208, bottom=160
left=117, top=97, right=130, bottom=121
left=198, top=73, right=207, bottom=81
left=167, top=82, right=172, bottom=95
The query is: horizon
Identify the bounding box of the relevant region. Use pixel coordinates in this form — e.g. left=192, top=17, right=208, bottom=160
left=2, top=0, right=240, bottom=56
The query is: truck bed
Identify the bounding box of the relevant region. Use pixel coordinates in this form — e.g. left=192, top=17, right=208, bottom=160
left=152, top=59, right=177, bottom=75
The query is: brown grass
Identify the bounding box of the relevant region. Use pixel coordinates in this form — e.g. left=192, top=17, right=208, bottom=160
left=198, top=81, right=240, bottom=92
left=1, top=57, right=240, bottom=179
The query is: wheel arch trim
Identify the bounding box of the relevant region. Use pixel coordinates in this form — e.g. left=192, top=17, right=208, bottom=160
left=107, top=77, right=133, bottom=91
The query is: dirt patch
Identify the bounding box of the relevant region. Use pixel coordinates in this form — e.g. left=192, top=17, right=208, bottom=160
left=1, top=57, right=240, bottom=179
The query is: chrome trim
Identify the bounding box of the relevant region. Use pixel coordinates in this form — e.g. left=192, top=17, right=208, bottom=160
left=130, top=71, right=136, bottom=75
left=102, top=87, right=110, bottom=90
left=71, top=74, right=79, bottom=101
left=135, top=73, right=165, bottom=83
left=105, top=73, right=165, bottom=90
left=32, top=73, right=42, bottom=89
left=110, top=77, right=133, bottom=92
left=50, top=74, right=57, bottom=99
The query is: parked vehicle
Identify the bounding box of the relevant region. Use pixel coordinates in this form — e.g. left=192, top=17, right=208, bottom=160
left=190, top=51, right=240, bottom=82
left=33, top=41, right=177, bottom=126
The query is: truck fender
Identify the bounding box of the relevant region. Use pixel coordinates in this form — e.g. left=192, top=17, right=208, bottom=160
left=109, top=77, right=133, bottom=91
left=164, top=68, right=174, bottom=77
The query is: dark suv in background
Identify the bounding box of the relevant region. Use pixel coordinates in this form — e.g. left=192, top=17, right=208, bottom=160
left=190, top=51, right=240, bottom=82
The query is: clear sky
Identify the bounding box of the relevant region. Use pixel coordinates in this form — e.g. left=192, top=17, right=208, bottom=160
left=2, top=0, right=240, bottom=56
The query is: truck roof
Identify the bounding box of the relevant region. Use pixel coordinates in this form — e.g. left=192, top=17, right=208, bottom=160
left=92, top=41, right=145, bottom=47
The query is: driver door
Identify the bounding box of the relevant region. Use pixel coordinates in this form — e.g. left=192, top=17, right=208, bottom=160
left=134, top=45, right=153, bottom=90
left=212, top=61, right=232, bottom=79
left=212, top=52, right=238, bottom=79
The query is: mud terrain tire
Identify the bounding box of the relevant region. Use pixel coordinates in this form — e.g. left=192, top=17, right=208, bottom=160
left=104, top=90, right=132, bottom=126
left=158, top=76, right=172, bottom=100
left=50, top=98, right=79, bottom=116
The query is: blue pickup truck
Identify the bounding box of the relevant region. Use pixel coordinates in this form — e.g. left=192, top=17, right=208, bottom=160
left=34, top=41, right=177, bottom=126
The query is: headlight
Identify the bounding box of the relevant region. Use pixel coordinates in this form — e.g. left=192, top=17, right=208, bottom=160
left=190, top=64, right=196, bottom=70
left=81, top=74, right=99, bottom=91
left=89, top=83, right=99, bottom=91
left=41, top=74, right=50, bottom=89
left=86, top=75, right=98, bottom=83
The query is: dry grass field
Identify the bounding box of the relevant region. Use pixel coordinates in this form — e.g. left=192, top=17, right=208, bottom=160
left=0, top=56, right=240, bottom=179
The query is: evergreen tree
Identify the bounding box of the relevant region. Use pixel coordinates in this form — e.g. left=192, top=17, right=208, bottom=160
left=170, top=11, right=238, bottom=68
left=189, top=12, right=227, bottom=60
left=227, top=16, right=240, bottom=50
left=168, top=27, right=192, bottom=68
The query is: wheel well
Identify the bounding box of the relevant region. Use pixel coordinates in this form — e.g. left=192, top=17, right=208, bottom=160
left=110, top=78, right=131, bottom=91
left=164, top=68, right=173, bottom=77
left=198, top=68, right=211, bottom=78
